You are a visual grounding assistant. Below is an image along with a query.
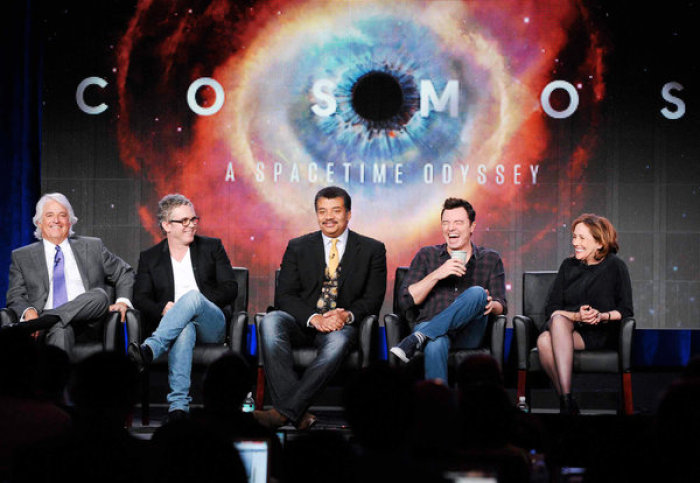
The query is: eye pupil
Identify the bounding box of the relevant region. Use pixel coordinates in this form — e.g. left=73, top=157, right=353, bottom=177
left=351, top=71, right=405, bottom=122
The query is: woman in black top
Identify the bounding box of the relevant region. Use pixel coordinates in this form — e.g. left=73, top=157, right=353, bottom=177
left=537, top=214, right=633, bottom=415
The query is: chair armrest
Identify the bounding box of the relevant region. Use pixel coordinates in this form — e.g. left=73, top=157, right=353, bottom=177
left=488, top=315, right=507, bottom=369
left=357, top=314, right=378, bottom=368
left=254, top=313, right=265, bottom=367
left=512, top=315, right=536, bottom=371
left=123, top=308, right=142, bottom=347
left=229, top=311, right=248, bottom=354
left=619, top=317, right=635, bottom=372
left=103, top=310, right=122, bottom=352
left=383, top=313, right=410, bottom=348
left=0, top=308, right=18, bottom=326
left=383, top=313, right=411, bottom=367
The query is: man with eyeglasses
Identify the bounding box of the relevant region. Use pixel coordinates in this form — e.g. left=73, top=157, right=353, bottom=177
left=129, top=193, right=237, bottom=421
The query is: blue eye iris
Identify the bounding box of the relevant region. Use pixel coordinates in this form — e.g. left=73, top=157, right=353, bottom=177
left=284, top=15, right=473, bottom=180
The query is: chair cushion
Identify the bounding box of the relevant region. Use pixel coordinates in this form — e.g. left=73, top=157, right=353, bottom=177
left=528, top=348, right=620, bottom=373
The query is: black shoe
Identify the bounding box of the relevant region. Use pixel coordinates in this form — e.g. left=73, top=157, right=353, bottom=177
left=560, top=394, right=580, bottom=416
left=390, top=333, right=424, bottom=363
left=1, top=315, right=60, bottom=332
left=127, top=342, right=152, bottom=372
left=164, top=409, right=189, bottom=424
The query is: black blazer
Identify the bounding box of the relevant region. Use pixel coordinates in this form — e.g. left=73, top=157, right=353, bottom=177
left=133, top=235, right=237, bottom=333
left=275, top=230, right=387, bottom=328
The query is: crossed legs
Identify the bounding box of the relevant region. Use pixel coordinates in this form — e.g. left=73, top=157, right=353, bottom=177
left=536, top=314, right=585, bottom=395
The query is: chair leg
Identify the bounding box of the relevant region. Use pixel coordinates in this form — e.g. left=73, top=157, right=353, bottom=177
left=141, top=367, right=150, bottom=426
left=517, top=369, right=527, bottom=399
left=622, top=372, right=634, bottom=415
left=255, top=366, right=265, bottom=408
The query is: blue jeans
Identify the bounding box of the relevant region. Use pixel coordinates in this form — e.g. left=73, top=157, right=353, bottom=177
left=260, top=310, right=356, bottom=422
left=144, top=290, right=225, bottom=412
left=414, top=286, right=489, bottom=382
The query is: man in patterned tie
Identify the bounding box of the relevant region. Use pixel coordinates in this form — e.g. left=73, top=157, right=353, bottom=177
left=255, top=186, right=386, bottom=430
left=3, top=193, right=134, bottom=353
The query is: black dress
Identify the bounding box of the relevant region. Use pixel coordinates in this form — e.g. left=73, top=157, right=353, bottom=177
left=544, top=253, right=634, bottom=350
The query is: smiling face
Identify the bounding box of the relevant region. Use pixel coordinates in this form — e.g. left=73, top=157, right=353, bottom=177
left=316, top=197, right=351, bottom=238
left=572, top=222, right=603, bottom=264
left=162, top=204, right=198, bottom=247
left=38, top=199, right=71, bottom=245
left=441, top=207, right=475, bottom=252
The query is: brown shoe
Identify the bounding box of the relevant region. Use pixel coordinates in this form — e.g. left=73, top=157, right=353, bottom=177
left=296, top=412, right=317, bottom=431
left=253, top=408, right=288, bottom=429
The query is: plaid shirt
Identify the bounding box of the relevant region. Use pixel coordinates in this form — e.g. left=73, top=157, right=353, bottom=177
left=399, top=242, right=507, bottom=323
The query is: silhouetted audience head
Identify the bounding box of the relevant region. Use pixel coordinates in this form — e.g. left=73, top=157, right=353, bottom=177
left=458, top=382, right=515, bottom=450
left=343, top=364, right=414, bottom=451
left=654, top=378, right=700, bottom=479
left=456, top=353, right=503, bottom=389
left=283, top=431, right=356, bottom=483
left=68, top=351, right=138, bottom=427
left=151, top=419, right=246, bottom=483
left=410, top=380, right=459, bottom=453
left=35, top=344, right=70, bottom=404
left=203, top=352, right=252, bottom=413
left=0, top=329, right=38, bottom=397
left=682, top=354, right=700, bottom=380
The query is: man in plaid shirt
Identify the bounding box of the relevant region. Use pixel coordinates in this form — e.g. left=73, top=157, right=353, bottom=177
left=390, top=198, right=507, bottom=383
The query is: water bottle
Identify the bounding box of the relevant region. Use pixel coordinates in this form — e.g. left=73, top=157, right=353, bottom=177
left=516, top=396, right=529, bottom=413
left=241, top=392, right=255, bottom=412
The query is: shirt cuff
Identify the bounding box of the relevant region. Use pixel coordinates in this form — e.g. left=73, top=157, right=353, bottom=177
left=20, top=307, right=37, bottom=322
left=306, top=314, right=317, bottom=328
left=115, top=297, right=134, bottom=309
left=346, top=311, right=355, bottom=324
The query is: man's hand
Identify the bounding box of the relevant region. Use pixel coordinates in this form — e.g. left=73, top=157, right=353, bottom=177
left=310, top=309, right=349, bottom=332
left=161, top=301, right=175, bottom=316
left=109, top=301, right=129, bottom=322
left=483, top=289, right=503, bottom=316
left=23, top=308, right=39, bottom=321
left=433, top=258, right=467, bottom=281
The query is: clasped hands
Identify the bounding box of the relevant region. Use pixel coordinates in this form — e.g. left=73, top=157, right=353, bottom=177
left=310, top=308, right=350, bottom=332
left=578, top=305, right=603, bottom=325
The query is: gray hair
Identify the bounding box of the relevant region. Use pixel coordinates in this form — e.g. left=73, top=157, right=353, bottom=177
left=33, top=193, right=78, bottom=240
left=157, top=193, right=194, bottom=234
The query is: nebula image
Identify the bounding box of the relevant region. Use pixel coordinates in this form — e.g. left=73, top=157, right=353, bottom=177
left=114, top=0, right=608, bottom=309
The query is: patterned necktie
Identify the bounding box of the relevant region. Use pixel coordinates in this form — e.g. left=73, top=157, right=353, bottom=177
left=328, top=238, right=339, bottom=277
left=53, top=245, right=68, bottom=308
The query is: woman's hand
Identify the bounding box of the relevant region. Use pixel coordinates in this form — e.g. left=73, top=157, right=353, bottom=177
left=579, top=305, right=602, bottom=325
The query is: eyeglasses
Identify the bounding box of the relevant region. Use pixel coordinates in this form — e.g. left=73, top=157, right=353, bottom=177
left=169, top=216, right=200, bottom=227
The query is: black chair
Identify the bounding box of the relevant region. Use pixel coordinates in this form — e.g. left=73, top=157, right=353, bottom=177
left=384, top=266, right=507, bottom=382
left=512, top=271, right=635, bottom=415
left=137, top=267, right=249, bottom=424
left=254, top=269, right=380, bottom=407
left=0, top=284, right=134, bottom=362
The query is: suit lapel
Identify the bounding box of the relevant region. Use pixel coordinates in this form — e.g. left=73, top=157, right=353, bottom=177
left=30, top=242, right=50, bottom=294
left=337, top=231, right=358, bottom=290
left=158, top=240, right=176, bottom=300
left=68, top=237, right=90, bottom=288
left=312, top=232, right=326, bottom=285
left=190, top=236, right=202, bottom=287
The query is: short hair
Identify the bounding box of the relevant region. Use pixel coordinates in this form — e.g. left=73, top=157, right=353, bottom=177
left=571, top=213, right=619, bottom=260
left=33, top=193, right=78, bottom=240
left=157, top=194, right=194, bottom=235
left=441, top=198, right=476, bottom=224
left=314, top=186, right=351, bottom=212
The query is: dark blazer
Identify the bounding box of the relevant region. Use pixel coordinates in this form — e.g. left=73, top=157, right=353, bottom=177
left=275, top=230, right=387, bottom=328
left=133, top=235, right=237, bottom=333
left=6, top=236, right=133, bottom=319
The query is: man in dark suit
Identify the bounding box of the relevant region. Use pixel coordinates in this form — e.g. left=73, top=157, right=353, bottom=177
left=255, top=186, right=386, bottom=430
left=129, top=194, right=237, bottom=419
left=4, top=193, right=133, bottom=354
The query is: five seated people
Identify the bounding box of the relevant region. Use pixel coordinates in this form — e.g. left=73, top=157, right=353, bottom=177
left=3, top=189, right=632, bottom=423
